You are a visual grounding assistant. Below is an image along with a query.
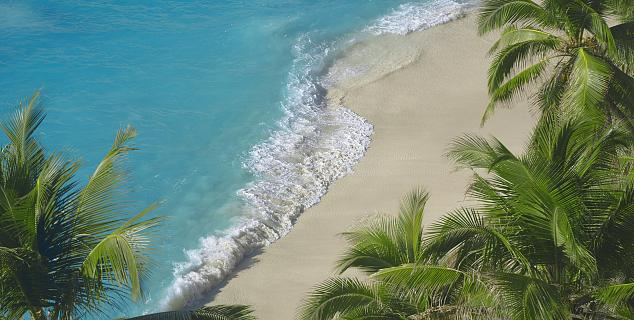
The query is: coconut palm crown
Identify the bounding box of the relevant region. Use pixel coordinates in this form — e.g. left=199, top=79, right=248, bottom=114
left=423, top=118, right=634, bottom=318
left=301, top=118, right=634, bottom=319
left=0, top=92, right=164, bottom=319
left=479, top=0, right=634, bottom=131
left=0, top=93, right=258, bottom=320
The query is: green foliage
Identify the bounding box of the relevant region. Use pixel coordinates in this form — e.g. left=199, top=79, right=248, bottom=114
left=300, top=190, right=501, bottom=320
left=123, top=305, right=256, bottom=320
left=479, top=0, right=634, bottom=131
left=336, top=188, right=428, bottom=274
left=0, top=92, right=255, bottom=319
left=0, top=92, right=162, bottom=319
left=302, top=117, right=634, bottom=319
left=432, top=119, right=634, bottom=318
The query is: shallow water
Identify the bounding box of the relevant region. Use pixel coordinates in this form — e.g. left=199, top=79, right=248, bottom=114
left=0, top=0, right=471, bottom=316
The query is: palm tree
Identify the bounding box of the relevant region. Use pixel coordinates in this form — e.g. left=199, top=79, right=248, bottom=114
left=0, top=91, right=159, bottom=319
left=302, top=118, right=634, bottom=319
left=0, top=92, right=255, bottom=320
left=422, top=118, right=634, bottom=318
left=478, top=0, right=634, bottom=132
left=299, top=189, right=500, bottom=319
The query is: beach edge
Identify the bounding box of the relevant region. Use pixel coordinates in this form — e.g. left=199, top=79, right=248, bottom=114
left=209, top=14, right=535, bottom=319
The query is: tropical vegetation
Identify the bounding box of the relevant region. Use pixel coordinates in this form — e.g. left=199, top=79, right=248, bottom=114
left=301, top=118, right=634, bottom=319
left=300, top=188, right=501, bottom=319
left=478, top=0, right=634, bottom=132
left=435, top=118, right=634, bottom=318
left=301, top=0, right=634, bottom=318
left=3, top=0, right=634, bottom=318
left=0, top=92, right=254, bottom=320
left=124, top=305, right=256, bottom=320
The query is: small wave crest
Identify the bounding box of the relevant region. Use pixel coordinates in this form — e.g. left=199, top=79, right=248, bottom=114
left=160, top=0, right=473, bottom=310
left=365, top=0, right=472, bottom=35
left=159, top=36, right=373, bottom=310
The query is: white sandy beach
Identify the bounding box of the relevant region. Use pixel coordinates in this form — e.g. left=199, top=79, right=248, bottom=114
left=210, top=14, right=535, bottom=319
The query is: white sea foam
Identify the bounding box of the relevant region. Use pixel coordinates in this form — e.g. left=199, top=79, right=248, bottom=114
left=160, top=0, right=472, bottom=310
left=159, top=36, right=373, bottom=310
left=365, top=0, right=472, bottom=35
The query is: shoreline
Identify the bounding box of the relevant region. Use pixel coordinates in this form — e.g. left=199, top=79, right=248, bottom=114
left=210, top=14, right=535, bottom=319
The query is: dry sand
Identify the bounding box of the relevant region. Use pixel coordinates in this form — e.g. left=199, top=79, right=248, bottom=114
left=210, top=14, right=535, bottom=319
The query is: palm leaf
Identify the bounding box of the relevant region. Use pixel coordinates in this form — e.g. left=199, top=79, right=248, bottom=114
left=563, top=48, right=613, bottom=119
left=490, top=27, right=560, bottom=54
left=124, top=305, right=256, bottom=320
left=446, top=134, right=516, bottom=170
left=484, top=56, right=555, bottom=124
left=336, top=188, right=429, bottom=274
left=551, top=207, right=597, bottom=275
left=491, top=272, right=567, bottom=320
left=478, top=0, right=555, bottom=34
left=397, top=188, right=428, bottom=262
left=373, top=264, right=464, bottom=294
left=81, top=204, right=161, bottom=301
left=487, top=38, right=559, bottom=92
left=535, top=58, right=574, bottom=114
left=0, top=91, right=45, bottom=167
left=597, top=283, right=634, bottom=306
left=336, top=217, right=407, bottom=274
left=0, top=91, right=46, bottom=195
left=74, top=126, right=138, bottom=241
left=606, top=0, right=634, bottom=21
left=424, top=208, right=531, bottom=272
left=299, top=278, right=401, bottom=320
left=611, top=22, right=634, bottom=71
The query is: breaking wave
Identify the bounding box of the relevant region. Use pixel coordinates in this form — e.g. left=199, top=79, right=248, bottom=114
left=159, top=0, right=475, bottom=310
left=365, top=0, right=472, bottom=35
left=159, top=36, right=373, bottom=310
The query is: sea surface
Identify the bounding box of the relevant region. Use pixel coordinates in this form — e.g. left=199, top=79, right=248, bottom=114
left=0, top=0, right=471, bottom=316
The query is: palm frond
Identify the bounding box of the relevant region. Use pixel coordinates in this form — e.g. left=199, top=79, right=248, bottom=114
left=611, top=22, right=634, bottom=72
left=336, top=216, right=407, bottom=274
left=0, top=91, right=46, bottom=194
left=551, top=207, right=597, bottom=275
left=491, top=272, right=567, bottom=320
left=424, top=208, right=531, bottom=272
left=336, top=188, right=429, bottom=274
left=373, top=264, right=463, bottom=294
left=597, top=283, right=634, bottom=306
left=446, top=134, right=515, bottom=170
left=74, top=126, right=138, bottom=241
left=563, top=48, right=613, bottom=119
left=124, top=305, right=256, bottom=320
left=398, top=188, right=428, bottom=262
left=478, top=0, right=555, bottom=34
left=490, top=27, right=560, bottom=54
left=81, top=204, right=161, bottom=301
left=484, top=56, right=555, bottom=124
left=299, top=278, right=400, bottom=320
left=605, top=0, right=634, bottom=21
left=535, top=58, right=575, bottom=114
left=488, top=38, right=559, bottom=92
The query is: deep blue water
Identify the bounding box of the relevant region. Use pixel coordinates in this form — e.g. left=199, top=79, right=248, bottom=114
left=0, top=0, right=470, bottom=316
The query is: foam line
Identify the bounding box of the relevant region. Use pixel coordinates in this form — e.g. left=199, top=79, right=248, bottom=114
left=159, top=0, right=474, bottom=310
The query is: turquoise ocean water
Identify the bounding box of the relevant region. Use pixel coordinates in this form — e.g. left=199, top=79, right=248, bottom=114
left=0, top=0, right=471, bottom=316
